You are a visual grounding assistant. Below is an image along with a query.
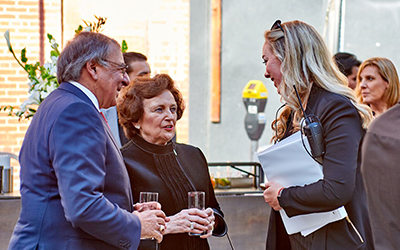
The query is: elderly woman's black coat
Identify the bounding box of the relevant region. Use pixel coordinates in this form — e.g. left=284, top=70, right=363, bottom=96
left=121, top=134, right=226, bottom=250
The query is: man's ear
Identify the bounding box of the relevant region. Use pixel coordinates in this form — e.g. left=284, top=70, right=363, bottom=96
left=86, top=61, right=98, bottom=80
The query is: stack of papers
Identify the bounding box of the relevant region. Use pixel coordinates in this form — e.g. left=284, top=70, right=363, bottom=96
left=257, top=131, right=347, bottom=236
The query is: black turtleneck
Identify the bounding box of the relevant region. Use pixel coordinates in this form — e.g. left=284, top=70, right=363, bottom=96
left=121, top=134, right=226, bottom=250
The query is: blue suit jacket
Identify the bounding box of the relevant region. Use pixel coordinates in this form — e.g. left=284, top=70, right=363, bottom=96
left=8, top=82, right=141, bottom=250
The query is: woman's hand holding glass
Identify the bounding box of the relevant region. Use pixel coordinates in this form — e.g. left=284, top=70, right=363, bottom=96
left=164, top=207, right=215, bottom=238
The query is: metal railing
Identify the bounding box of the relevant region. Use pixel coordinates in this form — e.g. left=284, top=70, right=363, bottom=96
left=208, top=162, right=264, bottom=189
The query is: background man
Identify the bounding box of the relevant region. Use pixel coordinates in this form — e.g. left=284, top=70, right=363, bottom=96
left=102, top=51, right=151, bottom=147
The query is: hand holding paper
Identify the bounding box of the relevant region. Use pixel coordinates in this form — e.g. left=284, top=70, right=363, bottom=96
left=258, top=131, right=347, bottom=236
left=263, top=182, right=283, bottom=211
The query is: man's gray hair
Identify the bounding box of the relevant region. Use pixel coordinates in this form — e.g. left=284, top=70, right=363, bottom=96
left=57, top=32, right=120, bottom=83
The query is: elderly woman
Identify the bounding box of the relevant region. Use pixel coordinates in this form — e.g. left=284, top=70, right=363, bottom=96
left=117, top=74, right=227, bottom=250
left=262, top=20, right=374, bottom=249
left=356, top=57, right=400, bottom=116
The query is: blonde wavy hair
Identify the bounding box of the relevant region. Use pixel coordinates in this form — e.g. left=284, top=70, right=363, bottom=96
left=265, top=20, right=373, bottom=142
left=355, top=57, right=400, bottom=109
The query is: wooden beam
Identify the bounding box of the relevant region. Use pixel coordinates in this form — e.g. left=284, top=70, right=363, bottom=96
left=211, top=0, right=221, bottom=123
left=39, top=0, right=45, bottom=65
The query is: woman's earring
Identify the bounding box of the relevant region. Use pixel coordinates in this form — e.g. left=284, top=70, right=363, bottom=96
left=135, top=125, right=140, bottom=130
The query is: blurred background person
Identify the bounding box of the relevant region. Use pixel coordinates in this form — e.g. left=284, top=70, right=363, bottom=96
left=356, top=57, right=400, bottom=117
left=124, top=51, right=151, bottom=79
left=361, top=100, right=400, bottom=250
left=102, top=51, right=151, bottom=147
left=117, top=74, right=227, bottom=250
left=262, top=20, right=374, bottom=250
left=333, top=52, right=361, bottom=90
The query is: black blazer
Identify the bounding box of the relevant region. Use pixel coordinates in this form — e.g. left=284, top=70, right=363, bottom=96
left=266, top=86, right=374, bottom=250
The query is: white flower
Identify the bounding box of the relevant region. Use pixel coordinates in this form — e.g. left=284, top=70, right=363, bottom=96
left=44, top=83, right=57, bottom=96
left=4, top=16, right=108, bottom=120
left=40, top=91, right=49, bottom=99
left=20, top=91, right=40, bottom=110
left=43, top=62, right=52, bottom=70
left=49, top=64, right=57, bottom=75
left=34, top=77, right=46, bottom=90
left=29, top=90, right=41, bottom=104
left=50, top=66, right=57, bottom=76
left=27, top=80, right=36, bottom=87
left=51, top=56, right=58, bottom=64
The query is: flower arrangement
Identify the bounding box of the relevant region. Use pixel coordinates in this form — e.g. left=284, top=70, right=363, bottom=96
left=1, top=16, right=128, bottom=120
left=1, top=31, right=60, bottom=120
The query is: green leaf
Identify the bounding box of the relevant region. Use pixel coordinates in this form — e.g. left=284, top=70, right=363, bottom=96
left=75, top=25, right=83, bottom=34
left=47, top=33, right=53, bottom=41
left=21, top=48, right=28, bottom=63
left=0, top=105, right=16, bottom=117
left=121, top=40, right=128, bottom=53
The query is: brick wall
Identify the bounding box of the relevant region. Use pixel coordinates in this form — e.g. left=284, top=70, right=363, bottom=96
left=0, top=0, right=190, bottom=190
left=63, top=0, right=190, bottom=142
left=0, top=0, right=62, bottom=190
left=0, top=0, right=39, bottom=155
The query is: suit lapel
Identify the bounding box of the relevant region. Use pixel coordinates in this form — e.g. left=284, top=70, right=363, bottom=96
left=101, top=117, right=134, bottom=209
left=101, top=117, right=123, bottom=154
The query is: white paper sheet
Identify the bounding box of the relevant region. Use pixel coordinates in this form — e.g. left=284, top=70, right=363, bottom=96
left=257, top=131, right=347, bottom=236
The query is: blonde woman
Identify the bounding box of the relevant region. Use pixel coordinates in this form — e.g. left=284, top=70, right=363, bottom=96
left=356, top=57, right=400, bottom=116
left=262, top=20, right=374, bottom=250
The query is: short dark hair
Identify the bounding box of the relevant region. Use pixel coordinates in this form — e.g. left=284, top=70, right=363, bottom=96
left=117, top=74, right=185, bottom=139
left=334, top=52, right=361, bottom=77
left=57, top=32, right=120, bottom=83
left=123, top=52, right=148, bottom=75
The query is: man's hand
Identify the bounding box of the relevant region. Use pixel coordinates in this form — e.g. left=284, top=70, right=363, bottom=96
left=133, top=209, right=167, bottom=243
left=133, top=201, right=161, bottom=212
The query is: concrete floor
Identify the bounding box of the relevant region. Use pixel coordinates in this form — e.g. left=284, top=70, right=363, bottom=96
left=209, top=194, right=270, bottom=250
left=0, top=198, right=20, bottom=250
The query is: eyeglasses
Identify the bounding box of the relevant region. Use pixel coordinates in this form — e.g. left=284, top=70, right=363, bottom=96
left=103, top=59, right=129, bottom=75
left=271, top=20, right=284, bottom=33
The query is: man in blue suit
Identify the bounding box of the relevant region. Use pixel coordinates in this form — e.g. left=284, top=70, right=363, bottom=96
left=8, top=32, right=167, bottom=250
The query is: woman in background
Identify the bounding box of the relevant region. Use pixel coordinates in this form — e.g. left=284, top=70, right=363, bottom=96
left=356, top=57, right=400, bottom=116
left=262, top=20, right=374, bottom=250
left=118, top=74, right=227, bottom=250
